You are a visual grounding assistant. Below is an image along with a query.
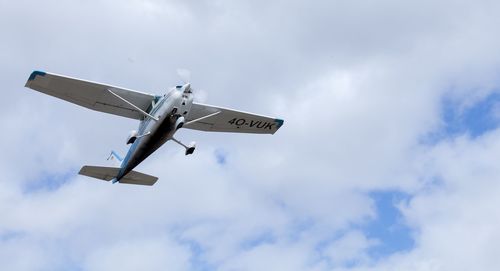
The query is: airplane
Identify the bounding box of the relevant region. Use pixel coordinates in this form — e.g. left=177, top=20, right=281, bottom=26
left=25, top=71, right=284, bottom=186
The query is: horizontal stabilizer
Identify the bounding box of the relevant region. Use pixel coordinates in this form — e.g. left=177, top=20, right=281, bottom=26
left=118, top=170, right=158, bottom=186
left=79, top=165, right=119, bottom=181
left=79, top=165, right=158, bottom=186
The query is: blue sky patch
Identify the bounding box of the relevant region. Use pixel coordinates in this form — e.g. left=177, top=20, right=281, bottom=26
left=0, top=230, right=25, bottom=242
left=214, top=149, right=228, bottom=165
left=423, top=92, right=500, bottom=144
left=240, top=230, right=276, bottom=250
left=361, top=191, right=414, bottom=259
left=23, top=169, right=76, bottom=193
left=181, top=239, right=214, bottom=271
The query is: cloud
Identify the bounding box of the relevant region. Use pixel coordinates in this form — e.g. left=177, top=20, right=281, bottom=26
left=83, top=236, right=190, bottom=271
left=323, top=230, right=378, bottom=267
left=3, top=0, right=500, bottom=270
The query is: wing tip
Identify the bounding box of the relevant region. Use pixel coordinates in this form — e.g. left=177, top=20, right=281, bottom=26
left=274, top=118, right=284, bottom=129
left=28, top=70, right=46, bottom=81
left=25, top=70, right=47, bottom=87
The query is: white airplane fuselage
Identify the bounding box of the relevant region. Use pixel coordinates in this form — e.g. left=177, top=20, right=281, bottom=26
left=117, top=85, right=193, bottom=181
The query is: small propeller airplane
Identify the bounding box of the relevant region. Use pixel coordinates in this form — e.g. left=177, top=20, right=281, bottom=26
left=25, top=71, right=284, bottom=186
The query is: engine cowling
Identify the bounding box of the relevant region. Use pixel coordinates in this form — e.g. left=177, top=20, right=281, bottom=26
left=126, top=130, right=138, bottom=145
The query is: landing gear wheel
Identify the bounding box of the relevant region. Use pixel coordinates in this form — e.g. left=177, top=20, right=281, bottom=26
left=185, top=142, right=196, bottom=155
left=185, top=147, right=195, bottom=155
left=172, top=138, right=196, bottom=155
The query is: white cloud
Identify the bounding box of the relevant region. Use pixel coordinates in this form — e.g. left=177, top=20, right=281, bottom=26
left=323, top=230, right=379, bottom=267
left=3, top=0, right=500, bottom=270
left=83, top=236, right=190, bottom=271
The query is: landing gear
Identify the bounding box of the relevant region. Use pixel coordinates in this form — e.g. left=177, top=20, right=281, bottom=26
left=169, top=107, right=186, bottom=130
left=185, top=145, right=195, bottom=155
left=172, top=137, right=196, bottom=155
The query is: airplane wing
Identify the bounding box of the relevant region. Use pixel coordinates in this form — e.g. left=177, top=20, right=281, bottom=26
left=25, top=71, right=159, bottom=120
left=184, top=102, right=284, bottom=134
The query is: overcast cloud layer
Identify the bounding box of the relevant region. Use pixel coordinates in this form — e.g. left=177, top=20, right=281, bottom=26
left=2, top=0, right=500, bottom=270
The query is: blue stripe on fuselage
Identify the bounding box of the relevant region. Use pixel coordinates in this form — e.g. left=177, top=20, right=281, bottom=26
left=117, top=137, right=140, bottom=179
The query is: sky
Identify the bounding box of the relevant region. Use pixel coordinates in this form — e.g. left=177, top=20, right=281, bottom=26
left=2, top=0, right=500, bottom=270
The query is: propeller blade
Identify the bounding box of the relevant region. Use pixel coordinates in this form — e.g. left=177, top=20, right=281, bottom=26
left=176, top=68, right=191, bottom=84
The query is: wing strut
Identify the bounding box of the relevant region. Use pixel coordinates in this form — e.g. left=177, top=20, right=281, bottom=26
left=107, top=88, right=159, bottom=121
left=185, top=111, right=221, bottom=126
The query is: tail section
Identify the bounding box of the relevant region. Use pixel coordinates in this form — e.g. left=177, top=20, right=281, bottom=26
left=79, top=165, right=158, bottom=186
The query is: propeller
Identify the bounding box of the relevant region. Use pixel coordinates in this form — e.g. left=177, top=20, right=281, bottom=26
left=176, top=68, right=191, bottom=84
left=175, top=68, right=207, bottom=102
